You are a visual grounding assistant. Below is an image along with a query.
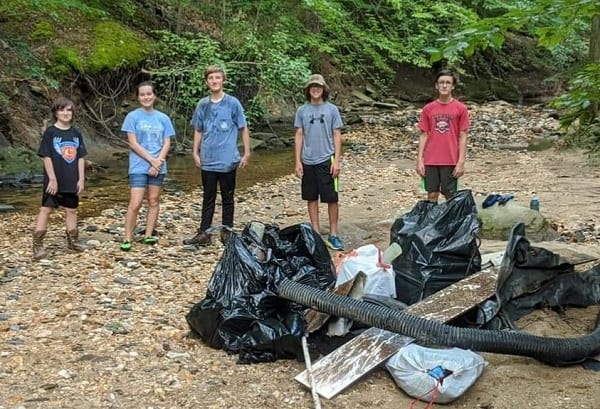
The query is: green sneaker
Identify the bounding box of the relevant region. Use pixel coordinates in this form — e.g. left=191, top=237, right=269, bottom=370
left=120, top=240, right=132, bottom=251
left=143, top=236, right=158, bottom=245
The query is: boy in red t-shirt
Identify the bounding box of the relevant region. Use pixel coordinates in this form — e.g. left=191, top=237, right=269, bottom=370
left=416, top=70, right=470, bottom=202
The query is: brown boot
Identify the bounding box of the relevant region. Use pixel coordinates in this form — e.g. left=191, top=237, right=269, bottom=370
left=32, top=230, right=48, bottom=260
left=219, top=229, right=231, bottom=244
left=183, top=230, right=211, bottom=246
left=66, top=229, right=88, bottom=252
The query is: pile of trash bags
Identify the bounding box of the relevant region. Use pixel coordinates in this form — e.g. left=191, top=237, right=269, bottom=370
left=186, top=222, right=335, bottom=363
left=186, top=190, right=486, bottom=363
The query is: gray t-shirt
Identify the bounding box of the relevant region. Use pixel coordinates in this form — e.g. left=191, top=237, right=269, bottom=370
left=294, top=101, right=343, bottom=165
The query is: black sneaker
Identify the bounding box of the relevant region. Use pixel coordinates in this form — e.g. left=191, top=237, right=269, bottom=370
left=183, top=231, right=211, bottom=246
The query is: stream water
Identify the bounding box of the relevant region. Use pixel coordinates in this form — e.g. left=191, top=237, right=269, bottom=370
left=0, top=149, right=295, bottom=217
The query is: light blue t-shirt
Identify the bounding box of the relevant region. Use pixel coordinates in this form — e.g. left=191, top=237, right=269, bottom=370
left=121, top=108, right=175, bottom=174
left=294, top=101, right=343, bottom=165
left=190, top=94, right=247, bottom=172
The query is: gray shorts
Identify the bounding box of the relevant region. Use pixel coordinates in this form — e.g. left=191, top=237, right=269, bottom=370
left=424, top=165, right=458, bottom=197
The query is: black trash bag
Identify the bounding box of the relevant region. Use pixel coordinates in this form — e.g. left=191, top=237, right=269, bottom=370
left=185, top=297, right=225, bottom=349
left=484, top=222, right=600, bottom=330
left=391, top=190, right=481, bottom=305
left=237, top=308, right=307, bottom=364
left=207, top=232, right=278, bottom=303
left=263, top=223, right=335, bottom=289
left=185, top=222, right=335, bottom=362
left=186, top=232, right=274, bottom=350
left=217, top=301, right=264, bottom=354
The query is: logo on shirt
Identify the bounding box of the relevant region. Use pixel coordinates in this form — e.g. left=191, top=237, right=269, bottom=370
left=434, top=113, right=452, bottom=134
left=53, top=136, right=80, bottom=164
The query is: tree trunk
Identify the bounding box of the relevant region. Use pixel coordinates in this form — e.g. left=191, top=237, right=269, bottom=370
left=591, top=14, right=600, bottom=116
left=590, top=15, right=600, bottom=62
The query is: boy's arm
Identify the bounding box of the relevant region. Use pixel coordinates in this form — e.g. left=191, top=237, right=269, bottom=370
left=238, top=126, right=251, bottom=168
left=43, top=157, right=58, bottom=195
left=77, top=157, right=85, bottom=194
left=330, top=128, right=342, bottom=177
left=416, top=131, right=428, bottom=177
left=192, top=129, right=203, bottom=168
left=294, top=127, right=304, bottom=178
left=453, top=130, right=468, bottom=178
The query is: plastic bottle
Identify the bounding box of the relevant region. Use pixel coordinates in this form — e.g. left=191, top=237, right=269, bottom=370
left=249, top=221, right=265, bottom=241
left=529, top=193, right=540, bottom=211
left=382, top=242, right=403, bottom=264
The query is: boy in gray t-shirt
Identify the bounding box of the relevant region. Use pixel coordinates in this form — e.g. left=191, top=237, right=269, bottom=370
left=294, top=74, right=344, bottom=251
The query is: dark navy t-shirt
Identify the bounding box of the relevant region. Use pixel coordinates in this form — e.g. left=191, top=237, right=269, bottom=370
left=37, top=125, right=88, bottom=193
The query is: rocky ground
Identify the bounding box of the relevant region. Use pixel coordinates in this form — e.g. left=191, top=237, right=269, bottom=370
left=1, top=102, right=600, bottom=409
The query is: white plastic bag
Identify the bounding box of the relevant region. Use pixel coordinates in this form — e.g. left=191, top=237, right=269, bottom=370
left=385, top=343, right=488, bottom=404
left=336, top=244, right=396, bottom=298
left=327, top=246, right=396, bottom=336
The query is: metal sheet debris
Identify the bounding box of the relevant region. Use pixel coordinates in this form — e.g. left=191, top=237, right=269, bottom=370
left=295, top=267, right=499, bottom=399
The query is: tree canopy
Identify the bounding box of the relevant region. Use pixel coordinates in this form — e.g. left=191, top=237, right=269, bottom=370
left=0, top=0, right=596, bottom=150
left=428, top=0, right=599, bottom=149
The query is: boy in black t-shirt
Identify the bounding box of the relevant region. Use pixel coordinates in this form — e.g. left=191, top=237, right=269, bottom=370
left=33, top=97, right=88, bottom=259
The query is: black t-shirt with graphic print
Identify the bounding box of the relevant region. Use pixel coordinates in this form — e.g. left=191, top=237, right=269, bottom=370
left=37, top=125, right=88, bottom=193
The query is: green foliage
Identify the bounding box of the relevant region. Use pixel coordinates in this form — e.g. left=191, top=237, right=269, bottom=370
left=86, top=21, right=151, bottom=74
left=428, top=0, right=599, bottom=141
left=195, top=0, right=480, bottom=86
left=222, top=28, right=311, bottom=122
left=551, top=63, right=600, bottom=127
left=148, top=30, right=224, bottom=111
left=1, top=0, right=106, bottom=20
left=428, top=0, right=596, bottom=65
left=2, top=38, right=59, bottom=89
left=1, top=0, right=146, bottom=86
left=88, top=0, right=139, bottom=20
left=296, top=0, right=478, bottom=83
left=31, top=21, right=54, bottom=42
left=148, top=28, right=311, bottom=129
left=0, top=147, right=41, bottom=175
left=51, top=47, right=83, bottom=75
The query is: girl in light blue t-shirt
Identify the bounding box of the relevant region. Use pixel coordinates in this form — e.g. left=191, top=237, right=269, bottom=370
left=119, top=81, right=175, bottom=251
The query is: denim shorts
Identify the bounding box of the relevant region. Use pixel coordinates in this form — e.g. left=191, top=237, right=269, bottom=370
left=129, top=173, right=166, bottom=188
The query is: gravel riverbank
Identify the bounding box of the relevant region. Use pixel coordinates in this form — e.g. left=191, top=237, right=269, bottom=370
left=1, top=102, right=599, bottom=409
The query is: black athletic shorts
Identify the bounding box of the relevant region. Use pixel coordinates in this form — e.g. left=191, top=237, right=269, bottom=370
left=42, top=192, right=79, bottom=209
left=424, top=165, right=458, bottom=198
left=301, top=159, right=339, bottom=203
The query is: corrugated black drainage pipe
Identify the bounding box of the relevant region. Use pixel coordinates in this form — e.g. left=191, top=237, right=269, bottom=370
left=277, top=278, right=600, bottom=366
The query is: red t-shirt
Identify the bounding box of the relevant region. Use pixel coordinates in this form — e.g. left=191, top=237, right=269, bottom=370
left=418, top=99, right=470, bottom=166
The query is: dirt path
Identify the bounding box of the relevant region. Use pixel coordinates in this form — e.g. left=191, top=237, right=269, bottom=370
left=1, top=107, right=600, bottom=409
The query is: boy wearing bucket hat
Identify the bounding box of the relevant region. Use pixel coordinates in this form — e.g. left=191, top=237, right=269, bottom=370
left=294, top=73, right=345, bottom=250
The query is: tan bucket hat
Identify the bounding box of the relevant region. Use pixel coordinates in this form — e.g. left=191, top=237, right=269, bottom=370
left=304, top=74, right=329, bottom=91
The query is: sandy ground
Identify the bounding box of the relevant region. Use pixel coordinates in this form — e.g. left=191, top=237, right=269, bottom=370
left=1, top=109, right=600, bottom=408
